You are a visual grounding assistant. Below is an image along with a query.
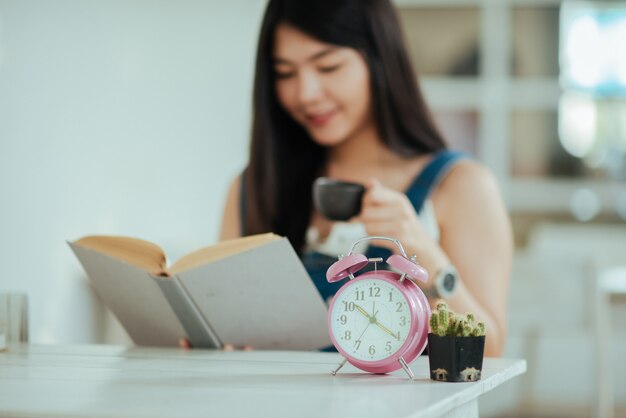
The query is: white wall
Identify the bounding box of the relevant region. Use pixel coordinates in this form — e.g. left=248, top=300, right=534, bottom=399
left=0, top=0, right=266, bottom=344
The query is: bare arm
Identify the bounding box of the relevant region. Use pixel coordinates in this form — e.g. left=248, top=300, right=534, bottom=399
left=432, top=161, right=512, bottom=356
left=219, top=175, right=242, bottom=241
left=357, top=161, right=512, bottom=356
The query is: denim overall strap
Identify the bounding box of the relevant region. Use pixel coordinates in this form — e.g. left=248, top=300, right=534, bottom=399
left=404, top=150, right=468, bottom=213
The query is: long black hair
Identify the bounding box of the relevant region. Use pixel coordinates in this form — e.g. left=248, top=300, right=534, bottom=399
left=243, top=0, right=447, bottom=253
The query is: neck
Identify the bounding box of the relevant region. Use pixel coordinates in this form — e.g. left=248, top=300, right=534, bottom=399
left=327, top=125, right=399, bottom=170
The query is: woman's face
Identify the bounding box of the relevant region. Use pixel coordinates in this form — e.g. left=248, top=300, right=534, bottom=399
left=273, top=23, right=374, bottom=147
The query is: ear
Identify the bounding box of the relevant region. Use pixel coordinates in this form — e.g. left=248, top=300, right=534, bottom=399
left=386, top=254, right=428, bottom=283
left=326, top=254, right=369, bottom=283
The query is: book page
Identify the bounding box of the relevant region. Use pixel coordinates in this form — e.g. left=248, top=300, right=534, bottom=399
left=170, top=233, right=280, bottom=274
left=175, top=238, right=331, bottom=350
left=73, top=236, right=167, bottom=276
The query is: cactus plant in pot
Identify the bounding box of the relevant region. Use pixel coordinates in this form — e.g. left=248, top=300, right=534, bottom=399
left=428, top=302, right=486, bottom=382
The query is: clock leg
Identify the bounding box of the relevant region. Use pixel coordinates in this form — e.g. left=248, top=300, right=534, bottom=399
left=331, top=357, right=347, bottom=376
left=399, top=357, right=415, bottom=380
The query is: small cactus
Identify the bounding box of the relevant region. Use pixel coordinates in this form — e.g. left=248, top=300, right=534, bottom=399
left=472, top=322, right=486, bottom=337
left=429, top=302, right=485, bottom=337
left=438, top=305, right=449, bottom=333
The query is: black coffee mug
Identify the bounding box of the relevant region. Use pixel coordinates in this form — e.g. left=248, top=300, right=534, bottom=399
left=313, top=177, right=366, bottom=221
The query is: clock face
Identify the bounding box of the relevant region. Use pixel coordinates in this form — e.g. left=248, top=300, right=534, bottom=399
left=329, top=278, right=412, bottom=362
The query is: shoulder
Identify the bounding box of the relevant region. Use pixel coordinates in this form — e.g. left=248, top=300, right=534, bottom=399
left=220, top=174, right=244, bottom=240
left=222, top=174, right=243, bottom=210
left=442, top=159, right=499, bottom=194
left=433, top=159, right=505, bottom=219
left=227, top=174, right=242, bottom=196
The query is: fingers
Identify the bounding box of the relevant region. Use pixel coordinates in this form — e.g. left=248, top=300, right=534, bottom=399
left=361, top=178, right=413, bottom=213
left=352, top=178, right=425, bottom=249
left=358, top=205, right=399, bottom=223
left=179, top=338, right=192, bottom=350
left=362, top=178, right=397, bottom=205
left=356, top=179, right=410, bottom=223
left=222, top=343, right=254, bottom=352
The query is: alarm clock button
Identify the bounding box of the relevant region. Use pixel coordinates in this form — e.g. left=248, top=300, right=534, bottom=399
left=326, top=254, right=369, bottom=282
left=387, top=254, right=428, bottom=283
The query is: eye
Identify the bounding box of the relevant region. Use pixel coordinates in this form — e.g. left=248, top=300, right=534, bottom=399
left=273, top=63, right=296, bottom=80
left=318, top=64, right=341, bottom=73
left=274, top=70, right=295, bottom=80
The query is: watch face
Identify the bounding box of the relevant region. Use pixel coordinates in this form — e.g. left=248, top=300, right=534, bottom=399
left=442, top=272, right=456, bottom=292
left=329, top=278, right=412, bottom=362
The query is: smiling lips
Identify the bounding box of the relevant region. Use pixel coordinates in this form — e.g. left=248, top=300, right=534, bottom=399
left=306, top=109, right=337, bottom=127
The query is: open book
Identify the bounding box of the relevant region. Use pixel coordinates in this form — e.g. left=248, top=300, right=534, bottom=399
left=69, top=233, right=330, bottom=350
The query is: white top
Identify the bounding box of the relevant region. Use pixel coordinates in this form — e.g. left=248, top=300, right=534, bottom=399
left=306, top=199, right=440, bottom=256
left=0, top=344, right=526, bottom=418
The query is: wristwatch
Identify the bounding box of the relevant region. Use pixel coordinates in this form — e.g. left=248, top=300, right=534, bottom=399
left=423, top=264, right=458, bottom=299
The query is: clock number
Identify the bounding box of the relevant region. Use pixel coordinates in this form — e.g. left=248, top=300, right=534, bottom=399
left=394, top=331, right=401, bottom=341
left=355, top=339, right=362, bottom=350
left=385, top=341, right=392, bottom=352
left=369, top=287, right=380, bottom=297
left=344, top=330, right=352, bottom=340
left=355, top=290, right=364, bottom=301
left=396, top=302, right=403, bottom=312
left=368, top=345, right=376, bottom=355
left=342, top=301, right=355, bottom=312
left=399, top=316, right=407, bottom=326
left=339, top=314, right=347, bottom=325
left=388, top=291, right=393, bottom=302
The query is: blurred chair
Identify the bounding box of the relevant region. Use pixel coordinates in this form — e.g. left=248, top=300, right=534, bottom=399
left=0, top=293, right=29, bottom=348
left=594, top=263, right=626, bottom=418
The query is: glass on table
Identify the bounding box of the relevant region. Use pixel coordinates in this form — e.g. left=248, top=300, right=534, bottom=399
left=0, top=293, right=28, bottom=350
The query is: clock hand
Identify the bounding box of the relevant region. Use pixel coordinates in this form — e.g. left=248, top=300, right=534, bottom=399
left=355, top=304, right=371, bottom=319
left=374, top=320, right=398, bottom=339
left=360, top=303, right=396, bottom=338
left=356, top=304, right=381, bottom=327
left=355, top=322, right=371, bottom=342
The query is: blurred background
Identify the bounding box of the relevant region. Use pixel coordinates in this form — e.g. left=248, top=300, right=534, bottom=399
left=1, top=0, right=625, bottom=417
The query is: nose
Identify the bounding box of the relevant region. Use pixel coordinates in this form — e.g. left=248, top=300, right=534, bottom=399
left=296, top=70, right=324, bottom=105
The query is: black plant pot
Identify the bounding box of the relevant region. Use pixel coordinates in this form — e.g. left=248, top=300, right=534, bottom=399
left=427, top=333, right=485, bottom=382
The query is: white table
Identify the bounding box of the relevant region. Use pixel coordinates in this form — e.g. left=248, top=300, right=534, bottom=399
left=0, top=344, right=526, bottom=418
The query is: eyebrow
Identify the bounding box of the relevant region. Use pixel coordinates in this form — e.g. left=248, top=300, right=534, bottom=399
left=273, top=47, right=339, bottom=65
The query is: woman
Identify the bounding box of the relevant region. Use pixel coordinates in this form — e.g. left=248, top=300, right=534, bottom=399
left=220, top=0, right=512, bottom=356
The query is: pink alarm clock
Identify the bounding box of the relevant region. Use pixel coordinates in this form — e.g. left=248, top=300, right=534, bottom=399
left=326, top=236, right=431, bottom=379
